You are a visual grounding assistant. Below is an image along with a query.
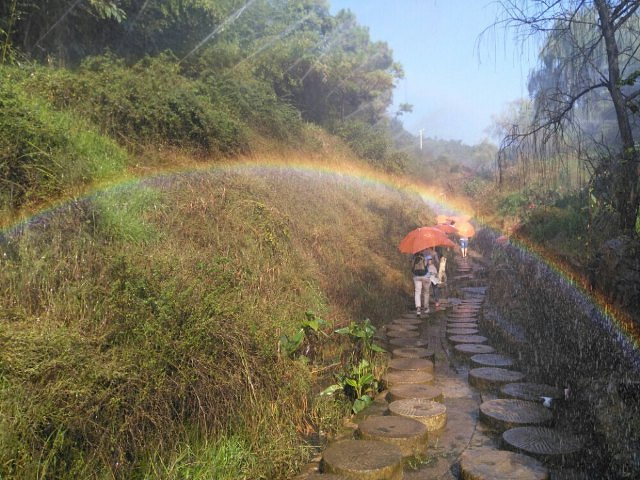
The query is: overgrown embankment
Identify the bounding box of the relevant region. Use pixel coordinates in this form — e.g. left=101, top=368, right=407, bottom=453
left=474, top=230, right=640, bottom=478
left=0, top=161, right=433, bottom=479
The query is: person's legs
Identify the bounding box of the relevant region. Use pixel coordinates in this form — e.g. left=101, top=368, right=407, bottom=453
left=422, top=277, right=431, bottom=313
left=413, top=277, right=423, bottom=315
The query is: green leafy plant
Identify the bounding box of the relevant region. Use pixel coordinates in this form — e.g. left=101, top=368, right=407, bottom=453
left=335, top=318, right=386, bottom=354
left=320, top=359, right=378, bottom=414
left=279, top=311, right=328, bottom=358
left=279, top=328, right=305, bottom=357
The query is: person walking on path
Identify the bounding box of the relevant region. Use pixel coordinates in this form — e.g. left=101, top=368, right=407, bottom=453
left=412, top=251, right=432, bottom=317
left=427, top=257, right=441, bottom=307
left=459, top=236, right=469, bottom=258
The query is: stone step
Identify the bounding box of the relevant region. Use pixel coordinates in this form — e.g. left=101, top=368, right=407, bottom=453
left=470, top=353, right=515, bottom=368
left=448, top=334, right=488, bottom=344
left=459, top=448, right=549, bottom=480
left=391, top=346, right=435, bottom=362
left=356, top=415, right=429, bottom=458
left=385, top=324, right=419, bottom=333
left=382, top=370, right=434, bottom=388
left=385, top=329, right=420, bottom=339
left=479, top=399, right=553, bottom=432
left=452, top=306, right=482, bottom=313
left=321, top=439, right=404, bottom=479
left=502, top=426, right=584, bottom=465
left=449, top=311, right=479, bottom=317
left=448, top=315, right=479, bottom=321
left=446, top=327, right=479, bottom=335
left=388, top=357, right=434, bottom=373
left=296, top=473, right=349, bottom=480
left=499, top=383, right=565, bottom=404
left=387, top=383, right=444, bottom=403
left=388, top=398, right=447, bottom=431
left=447, top=316, right=479, bottom=323
left=454, top=343, right=496, bottom=357
left=388, top=337, right=428, bottom=348
left=468, top=367, right=526, bottom=392
left=390, top=317, right=422, bottom=326
left=446, top=322, right=478, bottom=329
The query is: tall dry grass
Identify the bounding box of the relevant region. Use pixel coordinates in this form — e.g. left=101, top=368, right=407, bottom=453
left=0, top=159, right=434, bottom=479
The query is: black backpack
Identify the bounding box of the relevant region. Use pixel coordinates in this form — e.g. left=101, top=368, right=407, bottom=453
left=412, top=254, right=427, bottom=276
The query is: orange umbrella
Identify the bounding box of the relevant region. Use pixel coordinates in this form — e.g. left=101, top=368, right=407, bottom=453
left=433, top=223, right=458, bottom=234
left=455, top=222, right=476, bottom=237
left=399, top=227, right=457, bottom=254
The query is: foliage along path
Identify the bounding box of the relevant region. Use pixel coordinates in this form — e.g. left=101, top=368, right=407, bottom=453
left=296, top=244, right=587, bottom=480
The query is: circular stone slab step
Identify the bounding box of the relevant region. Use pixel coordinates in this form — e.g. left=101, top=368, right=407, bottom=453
left=296, top=474, right=349, bottom=480
left=391, top=317, right=422, bottom=326
left=357, top=415, right=429, bottom=458
left=448, top=316, right=479, bottom=322
left=471, top=353, right=515, bottom=368
left=321, top=439, right=403, bottom=479
left=448, top=334, right=488, bottom=344
left=446, top=328, right=480, bottom=335
left=454, top=343, right=496, bottom=356
left=388, top=398, right=447, bottom=431
left=461, top=301, right=484, bottom=306
left=386, top=329, right=420, bottom=338
left=453, top=307, right=481, bottom=313
left=447, top=317, right=479, bottom=324
left=389, top=337, right=428, bottom=348
left=500, top=383, right=565, bottom=403
left=392, top=347, right=435, bottom=362
left=479, top=399, right=553, bottom=432
left=387, top=320, right=420, bottom=328
left=446, top=322, right=478, bottom=329
left=388, top=357, right=434, bottom=373
left=502, top=426, right=583, bottom=464
left=469, top=367, right=526, bottom=392
left=388, top=384, right=444, bottom=403
left=383, top=370, right=434, bottom=388
left=460, top=448, right=549, bottom=480
left=386, top=323, right=419, bottom=332
left=400, top=313, right=421, bottom=319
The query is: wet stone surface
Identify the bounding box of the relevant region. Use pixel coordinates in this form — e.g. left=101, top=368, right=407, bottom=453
left=298, top=250, right=611, bottom=479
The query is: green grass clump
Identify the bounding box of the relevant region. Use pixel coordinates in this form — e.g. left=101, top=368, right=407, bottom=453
left=0, top=65, right=127, bottom=211
left=0, top=166, right=430, bottom=479
left=92, top=186, right=163, bottom=244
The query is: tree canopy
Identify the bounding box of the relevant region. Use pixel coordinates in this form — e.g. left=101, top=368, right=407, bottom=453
left=497, top=0, right=640, bottom=232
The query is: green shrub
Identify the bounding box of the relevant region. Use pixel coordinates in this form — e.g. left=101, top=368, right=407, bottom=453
left=497, top=191, right=529, bottom=217
left=523, top=205, right=587, bottom=246
left=204, top=73, right=303, bottom=142
left=0, top=66, right=127, bottom=210
left=332, top=120, right=391, bottom=164
left=26, top=54, right=249, bottom=155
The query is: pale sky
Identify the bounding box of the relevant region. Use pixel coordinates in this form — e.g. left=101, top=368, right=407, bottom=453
left=329, top=0, right=539, bottom=145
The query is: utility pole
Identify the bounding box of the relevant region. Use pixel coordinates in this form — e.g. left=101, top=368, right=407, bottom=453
left=419, top=128, right=424, bottom=150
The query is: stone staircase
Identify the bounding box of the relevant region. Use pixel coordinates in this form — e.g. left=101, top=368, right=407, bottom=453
left=296, top=252, right=587, bottom=480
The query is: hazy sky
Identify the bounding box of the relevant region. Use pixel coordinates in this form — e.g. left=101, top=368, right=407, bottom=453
left=329, top=0, right=539, bottom=145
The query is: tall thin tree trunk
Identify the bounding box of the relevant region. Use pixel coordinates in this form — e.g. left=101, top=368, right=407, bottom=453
left=595, top=0, right=640, bottom=232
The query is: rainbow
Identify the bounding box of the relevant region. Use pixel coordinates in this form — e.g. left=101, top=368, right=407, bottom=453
left=1, top=157, right=638, bottom=363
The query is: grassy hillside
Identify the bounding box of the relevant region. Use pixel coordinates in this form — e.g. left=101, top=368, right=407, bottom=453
left=0, top=153, right=436, bottom=479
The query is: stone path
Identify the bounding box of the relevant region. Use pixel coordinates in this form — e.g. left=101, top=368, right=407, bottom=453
left=296, top=251, right=586, bottom=479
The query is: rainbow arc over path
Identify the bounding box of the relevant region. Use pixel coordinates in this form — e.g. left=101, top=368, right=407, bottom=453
left=1, top=158, right=638, bottom=366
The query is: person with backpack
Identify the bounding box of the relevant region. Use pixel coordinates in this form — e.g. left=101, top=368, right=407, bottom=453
left=427, top=257, right=441, bottom=307
left=412, top=251, right=432, bottom=317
